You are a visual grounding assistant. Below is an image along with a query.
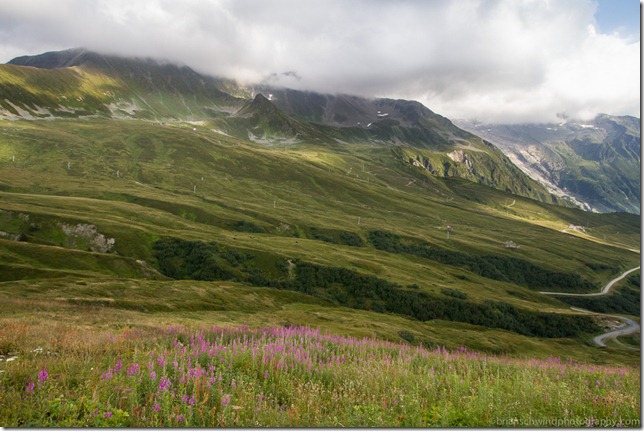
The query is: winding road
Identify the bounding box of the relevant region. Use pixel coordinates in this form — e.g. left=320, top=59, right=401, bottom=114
left=539, top=266, right=640, bottom=296
left=540, top=266, right=641, bottom=348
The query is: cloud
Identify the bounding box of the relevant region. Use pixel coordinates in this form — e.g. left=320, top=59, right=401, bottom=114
left=0, top=0, right=639, bottom=123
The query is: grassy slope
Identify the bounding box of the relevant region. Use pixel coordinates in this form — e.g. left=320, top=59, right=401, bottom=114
left=1, top=318, right=639, bottom=427
left=0, top=278, right=638, bottom=367
left=0, top=63, right=241, bottom=120
left=0, top=117, right=639, bottom=365
left=0, top=59, right=565, bottom=207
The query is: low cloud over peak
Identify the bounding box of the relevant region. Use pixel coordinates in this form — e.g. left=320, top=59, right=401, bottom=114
left=0, top=0, right=639, bottom=123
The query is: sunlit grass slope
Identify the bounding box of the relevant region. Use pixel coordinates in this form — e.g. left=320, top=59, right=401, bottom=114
left=0, top=117, right=639, bottom=361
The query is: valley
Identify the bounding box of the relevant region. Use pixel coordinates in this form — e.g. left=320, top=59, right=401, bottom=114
left=0, top=49, right=639, bottom=427
left=0, top=117, right=639, bottom=360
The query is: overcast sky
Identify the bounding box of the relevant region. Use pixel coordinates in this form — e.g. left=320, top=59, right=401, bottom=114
left=0, top=0, right=640, bottom=123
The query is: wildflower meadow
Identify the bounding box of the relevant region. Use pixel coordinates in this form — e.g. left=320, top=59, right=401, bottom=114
left=0, top=324, right=640, bottom=427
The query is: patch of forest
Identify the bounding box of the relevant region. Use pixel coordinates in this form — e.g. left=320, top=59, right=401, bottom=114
left=152, top=237, right=600, bottom=338
left=558, top=274, right=640, bottom=316
left=367, top=230, right=597, bottom=292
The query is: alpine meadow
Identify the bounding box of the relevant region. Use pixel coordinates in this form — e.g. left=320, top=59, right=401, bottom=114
left=0, top=45, right=639, bottom=428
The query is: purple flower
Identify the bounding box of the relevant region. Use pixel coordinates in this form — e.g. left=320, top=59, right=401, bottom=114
left=149, top=371, right=157, bottom=380
left=104, top=411, right=113, bottom=419
left=38, top=369, right=48, bottom=383
left=177, top=414, right=184, bottom=423
left=153, top=403, right=161, bottom=412
left=102, top=370, right=113, bottom=380
left=221, top=394, right=231, bottom=406
left=158, top=377, right=171, bottom=392
left=25, top=382, right=35, bottom=394
left=127, top=364, right=140, bottom=376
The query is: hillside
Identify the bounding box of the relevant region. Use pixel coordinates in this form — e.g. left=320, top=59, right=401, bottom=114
left=2, top=49, right=562, bottom=205
left=0, top=49, right=641, bottom=428
left=456, top=115, right=641, bottom=214
left=0, top=49, right=639, bottom=368
left=1, top=320, right=639, bottom=427
left=0, top=115, right=639, bottom=350
left=4, top=48, right=243, bottom=120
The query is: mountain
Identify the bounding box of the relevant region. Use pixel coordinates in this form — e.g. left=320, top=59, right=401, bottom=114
left=0, top=49, right=640, bottom=372
left=456, top=116, right=641, bottom=214
left=1, top=49, right=560, bottom=205
left=4, top=48, right=244, bottom=120
left=251, top=88, right=560, bottom=203
left=225, top=93, right=315, bottom=143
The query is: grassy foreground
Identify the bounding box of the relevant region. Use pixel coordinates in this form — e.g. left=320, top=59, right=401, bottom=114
left=0, top=323, right=639, bottom=427
left=0, top=115, right=639, bottom=427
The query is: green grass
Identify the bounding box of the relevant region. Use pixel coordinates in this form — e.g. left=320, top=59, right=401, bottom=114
left=0, top=60, right=640, bottom=427
left=0, top=278, right=638, bottom=367
left=0, top=117, right=639, bottom=361
left=0, top=319, right=639, bottom=427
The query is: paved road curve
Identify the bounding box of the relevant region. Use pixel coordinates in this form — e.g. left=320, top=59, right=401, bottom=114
left=539, top=266, right=640, bottom=297
left=592, top=315, right=640, bottom=348
left=541, top=266, right=641, bottom=348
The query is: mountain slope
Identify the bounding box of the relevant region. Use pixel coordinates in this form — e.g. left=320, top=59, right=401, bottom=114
left=456, top=115, right=641, bottom=214
left=2, top=49, right=567, bottom=205
left=5, top=48, right=243, bottom=120
left=224, top=93, right=314, bottom=143
left=0, top=112, right=639, bottom=364
left=250, top=88, right=564, bottom=204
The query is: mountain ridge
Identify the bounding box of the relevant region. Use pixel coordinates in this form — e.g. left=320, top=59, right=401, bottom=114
left=0, top=49, right=639, bottom=371
left=2, top=48, right=633, bottom=210
left=456, top=115, right=641, bottom=214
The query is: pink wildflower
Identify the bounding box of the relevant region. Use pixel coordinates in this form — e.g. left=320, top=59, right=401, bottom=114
left=127, top=364, right=140, bottom=376
left=153, top=403, right=161, bottom=412
left=38, top=369, right=48, bottom=383
left=221, top=394, right=231, bottom=406
left=25, top=382, right=35, bottom=394
left=158, top=377, right=171, bottom=392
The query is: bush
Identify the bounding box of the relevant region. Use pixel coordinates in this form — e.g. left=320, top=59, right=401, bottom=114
left=398, top=330, right=416, bottom=343
left=441, top=288, right=468, bottom=300
left=234, top=220, right=266, bottom=233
